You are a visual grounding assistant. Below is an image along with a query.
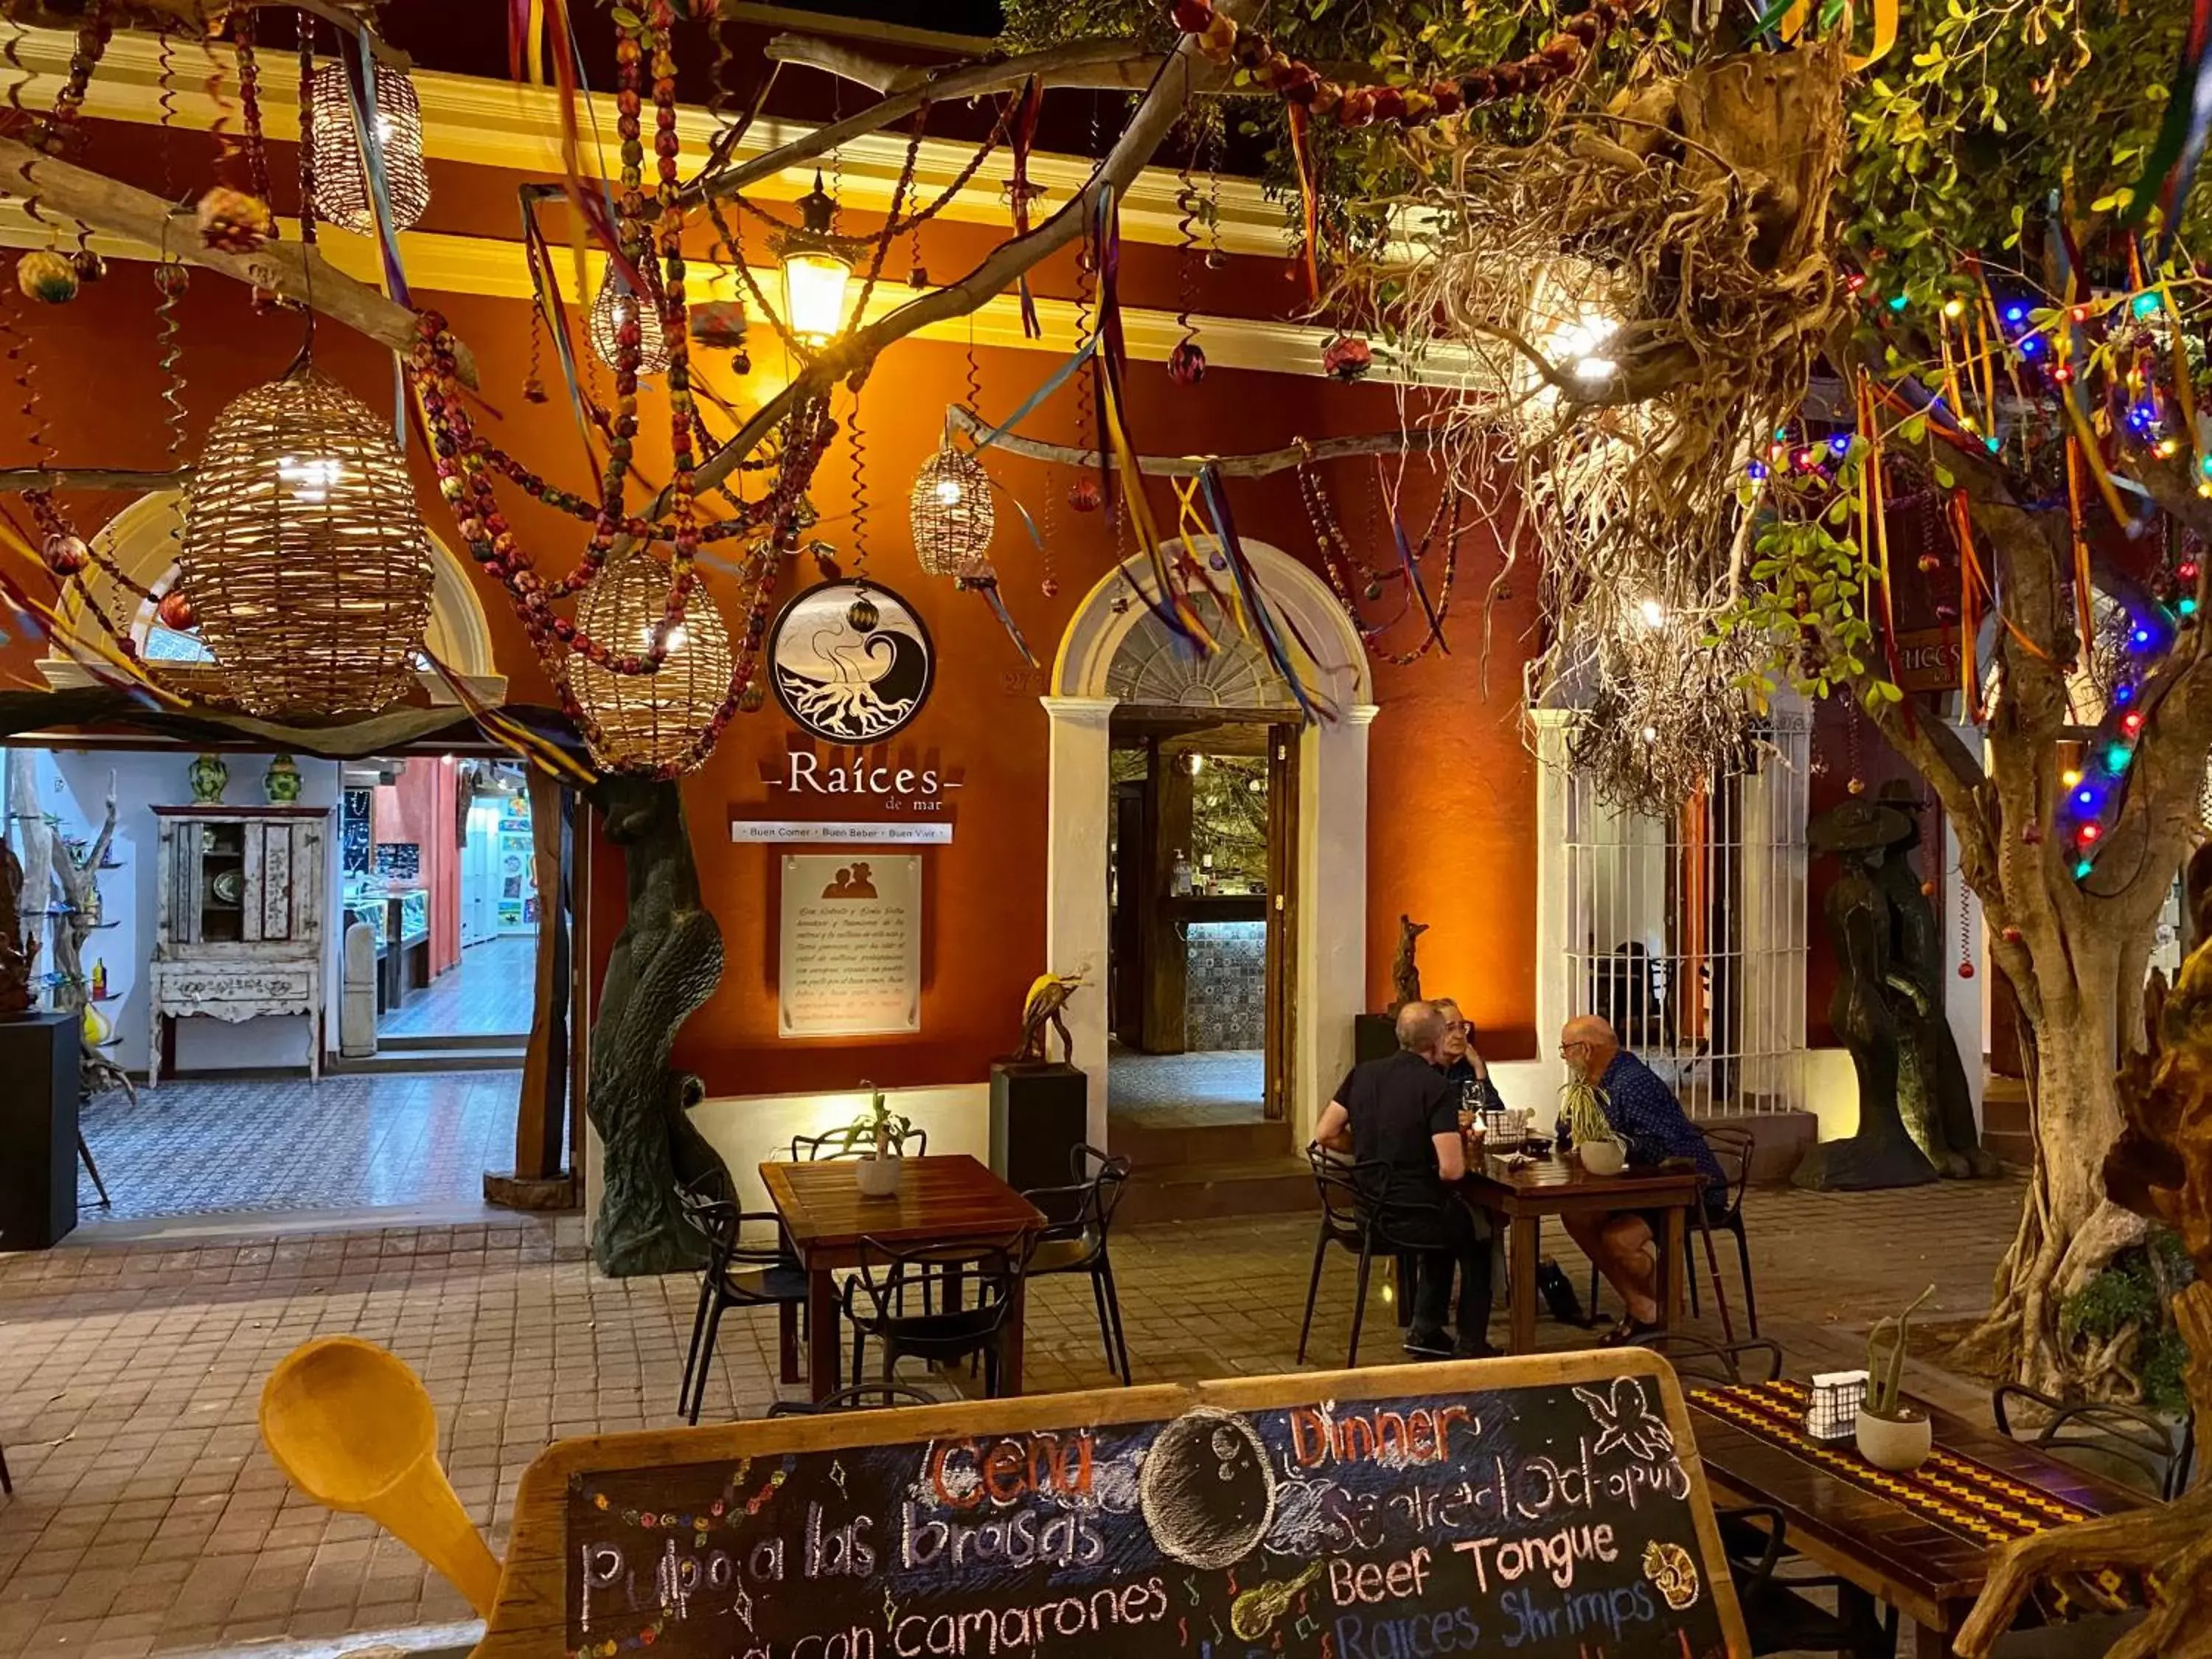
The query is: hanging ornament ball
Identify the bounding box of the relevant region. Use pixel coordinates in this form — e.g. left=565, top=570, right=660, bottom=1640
left=847, top=591, right=880, bottom=633
left=1846, top=776, right=1866, bottom=796
left=908, top=265, right=929, bottom=291
left=732, top=349, right=753, bottom=377
left=1068, top=475, right=1104, bottom=514
left=1168, top=339, right=1208, bottom=386
left=156, top=587, right=196, bottom=631
left=1920, top=879, right=1937, bottom=898
left=17, top=249, right=78, bottom=305
left=1958, top=961, right=1977, bottom=979
left=41, top=532, right=89, bottom=576
left=737, top=675, right=768, bottom=714
left=1041, top=577, right=1060, bottom=599
left=1322, top=335, right=1374, bottom=382
left=195, top=186, right=274, bottom=254
left=522, top=375, right=549, bottom=406
left=154, top=260, right=189, bottom=299
left=70, top=248, right=105, bottom=284
left=1917, top=554, right=1942, bottom=575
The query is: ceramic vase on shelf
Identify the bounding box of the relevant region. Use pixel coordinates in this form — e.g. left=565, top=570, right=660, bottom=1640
left=188, top=752, right=227, bottom=804
left=264, top=754, right=303, bottom=804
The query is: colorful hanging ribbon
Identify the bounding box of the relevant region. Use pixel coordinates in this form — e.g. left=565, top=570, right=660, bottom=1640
left=2126, top=0, right=2212, bottom=257
left=1195, top=464, right=1332, bottom=723
left=1285, top=102, right=1321, bottom=305
left=1008, top=77, right=1045, bottom=341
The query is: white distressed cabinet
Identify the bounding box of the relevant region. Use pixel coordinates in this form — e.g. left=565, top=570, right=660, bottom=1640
left=150, top=805, right=330, bottom=1086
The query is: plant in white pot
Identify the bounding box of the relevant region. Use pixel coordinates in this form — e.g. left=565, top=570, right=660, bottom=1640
left=1856, top=1284, right=1937, bottom=1471
left=851, top=1083, right=911, bottom=1198
left=1562, top=1077, right=1626, bottom=1176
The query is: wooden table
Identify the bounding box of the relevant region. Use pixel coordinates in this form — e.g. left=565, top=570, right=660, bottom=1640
left=1688, top=1385, right=2149, bottom=1655
left=758, top=1154, right=1048, bottom=1402
left=1459, top=1154, right=1707, bottom=1354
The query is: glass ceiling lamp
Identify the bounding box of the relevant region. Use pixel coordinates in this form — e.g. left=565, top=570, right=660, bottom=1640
left=775, top=172, right=855, bottom=346
left=307, top=61, right=430, bottom=234
left=179, top=367, right=436, bottom=718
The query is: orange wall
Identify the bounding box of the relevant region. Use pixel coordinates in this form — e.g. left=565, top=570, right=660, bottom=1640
left=0, top=144, right=1547, bottom=1100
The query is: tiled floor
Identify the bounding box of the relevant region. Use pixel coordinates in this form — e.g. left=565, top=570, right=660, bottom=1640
left=74, top=1072, right=520, bottom=1227
left=377, top=936, right=538, bottom=1040
left=1107, top=1046, right=1265, bottom=1126
left=0, top=1175, right=2033, bottom=1657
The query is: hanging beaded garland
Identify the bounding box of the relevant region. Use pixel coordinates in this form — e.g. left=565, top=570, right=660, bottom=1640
left=909, top=444, right=995, bottom=579
left=179, top=366, right=436, bottom=718
left=568, top=550, right=735, bottom=774
left=307, top=61, right=430, bottom=234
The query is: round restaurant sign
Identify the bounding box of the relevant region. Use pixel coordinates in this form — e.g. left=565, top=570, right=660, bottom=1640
left=766, top=578, right=935, bottom=744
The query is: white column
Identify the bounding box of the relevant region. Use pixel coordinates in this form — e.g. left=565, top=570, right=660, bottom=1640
left=1297, top=704, right=1376, bottom=1145
left=1042, top=695, right=1118, bottom=1147
left=1530, top=710, right=1576, bottom=1053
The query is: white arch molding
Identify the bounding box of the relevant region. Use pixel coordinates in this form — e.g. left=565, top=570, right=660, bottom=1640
left=1043, top=537, right=1377, bottom=1149
left=35, top=489, right=506, bottom=703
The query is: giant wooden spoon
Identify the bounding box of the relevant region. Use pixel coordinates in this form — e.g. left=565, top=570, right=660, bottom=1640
left=259, top=1335, right=503, bottom=1617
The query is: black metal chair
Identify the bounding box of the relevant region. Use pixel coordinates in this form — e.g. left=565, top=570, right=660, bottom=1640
left=1643, top=1332, right=1785, bottom=1387
left=1993, top=1382, right=2197, bottom=1501
left=1296, top=1147, right=1462, bottom=1367
left=675, top=1172, right=810, bottom=1424
left=843, top=1233, right=1029, bottom=1397
left=1020, top=1144, right=1134, bottom=1385
left=1719, top=1504, right=1897, bottom=1657
left=791, top=1122, right=929, bottom=1161
left=1700, top=1123, right=1761, bottom=1336
left=767, top=1382, right=940, bottom=1417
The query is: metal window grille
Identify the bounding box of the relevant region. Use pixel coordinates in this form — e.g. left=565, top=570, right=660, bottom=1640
left=1554, top=713, right=1810, bottom=1117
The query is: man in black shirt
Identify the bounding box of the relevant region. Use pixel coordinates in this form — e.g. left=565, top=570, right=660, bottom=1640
left=1313, top=1001, right=1496, bottom=1358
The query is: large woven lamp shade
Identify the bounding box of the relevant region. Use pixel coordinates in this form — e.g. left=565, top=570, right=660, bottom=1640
left=308, top=62, right=430, bottom=234
left=568, top=551, right=734, bottom=773
left=179, top=367, right=436, bottom=719
left=908, top=442, right=995, bottom=578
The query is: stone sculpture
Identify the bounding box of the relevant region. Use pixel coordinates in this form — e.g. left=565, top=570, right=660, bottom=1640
left=1388, top=914, right=1429, bottom=1013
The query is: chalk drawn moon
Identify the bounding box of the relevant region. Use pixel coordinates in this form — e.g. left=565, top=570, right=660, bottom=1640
left=1139, top=1407, right=1276, bottom=1571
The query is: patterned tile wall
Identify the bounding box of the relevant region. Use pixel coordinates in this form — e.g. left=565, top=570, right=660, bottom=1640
left=1186, top=919, right=1265, bottom=1049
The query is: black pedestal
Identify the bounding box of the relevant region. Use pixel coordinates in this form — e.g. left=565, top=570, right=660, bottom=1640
left=0, top=1013, right=77, bottom=1250
left=1354, top=1012, right=1397, bottom=1065
left=990, top=1061, right=1089, bottom=1194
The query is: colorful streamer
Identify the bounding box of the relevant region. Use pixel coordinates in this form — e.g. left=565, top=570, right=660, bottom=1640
left=1008, top=77, right=1045, bottom=340
left=2126, top=0, right=2212, bottom=255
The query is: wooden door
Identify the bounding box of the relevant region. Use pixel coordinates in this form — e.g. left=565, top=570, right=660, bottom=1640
left=1263, top=723, right=1300, bottom=1122
left=1110, top=779, right=1147, bottom=1048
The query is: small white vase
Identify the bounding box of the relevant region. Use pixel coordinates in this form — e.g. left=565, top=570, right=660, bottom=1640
left=1855, top=1408, right=1933, bottom=1472
left=1578, top=1138, right=1627, bottom=1177
left=855, top=1154, right=902, bottom=1197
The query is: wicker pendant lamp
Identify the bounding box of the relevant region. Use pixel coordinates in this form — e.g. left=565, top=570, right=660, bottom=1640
left=307, top=62, right=430, bottom=234
left=589, top=263, right=671, bottom=375
left=568, top=551, right=734, bottom=773
left=909, top=442, right=995, bottom=578
left=179, top=366, right=436, bottom=719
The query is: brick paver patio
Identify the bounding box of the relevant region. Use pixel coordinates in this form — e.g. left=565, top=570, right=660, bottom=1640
left=0, top=1178, right=2031, bottom=1657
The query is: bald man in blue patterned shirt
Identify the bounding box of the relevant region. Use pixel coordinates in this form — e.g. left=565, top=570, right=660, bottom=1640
left=1554, top=1015, right=1727, bottom=1343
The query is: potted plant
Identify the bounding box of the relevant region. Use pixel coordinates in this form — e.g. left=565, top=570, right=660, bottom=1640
left=1561, top=1077, right=1625, bottom=1175
left=851, top=1082, right=911, bottom=1198
left=1856, top=1284, right=1936, bottom=1471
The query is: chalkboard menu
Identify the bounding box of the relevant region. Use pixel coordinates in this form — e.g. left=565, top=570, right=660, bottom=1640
left=476, top=1354, right=1746, bottom=1659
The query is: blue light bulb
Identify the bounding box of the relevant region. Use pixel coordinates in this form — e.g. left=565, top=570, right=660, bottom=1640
left=2003, top=304, right=2026, bottom=324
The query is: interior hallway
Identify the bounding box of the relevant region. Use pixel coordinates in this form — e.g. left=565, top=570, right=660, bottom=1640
left=375, top=936, right=537, bottom=1041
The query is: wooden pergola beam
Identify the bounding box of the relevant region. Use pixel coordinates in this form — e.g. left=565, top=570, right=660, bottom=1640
left=944, top=405, right=1441, bottom=478
left=0, top=137, right=475, bottom=385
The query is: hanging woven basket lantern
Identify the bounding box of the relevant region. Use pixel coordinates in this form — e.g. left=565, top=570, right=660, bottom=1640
left=308, top=62, right=430, bottom=234
left=179, top=367, right=436, bottom=719
left=909, top=443, right=995, bottom=578
left=589, top=262, right=671, bottom=375
left=568, top=551, right=734, bottom=773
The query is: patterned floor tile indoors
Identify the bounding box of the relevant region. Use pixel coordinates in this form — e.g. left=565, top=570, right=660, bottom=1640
left=0, top=1175, right=2034, bottom=1657
left=375, top=936, right=538, bottom=1041
left=1106, top=1046, right=1265, bottom=1126
left=74, top=1071, right=520, bottom=1226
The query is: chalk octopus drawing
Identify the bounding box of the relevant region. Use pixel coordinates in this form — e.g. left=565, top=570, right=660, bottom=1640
left=1138, top=1406, right=1277, bottom=1571
left=768, top=580, right=936, bottom=744
left=1573, top=1375, right=1676, bottom=1463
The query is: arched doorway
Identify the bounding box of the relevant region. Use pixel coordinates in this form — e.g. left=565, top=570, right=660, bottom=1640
left=36, top=489, right=504, bottom=700
left=1043, top=538, right=1375, bottom=1150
